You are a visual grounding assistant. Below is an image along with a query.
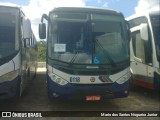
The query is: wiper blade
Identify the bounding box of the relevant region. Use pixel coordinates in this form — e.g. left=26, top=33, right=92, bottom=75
left=95, top=39, right=116, bottom=67
left=68, top=51, right=79, bottom=66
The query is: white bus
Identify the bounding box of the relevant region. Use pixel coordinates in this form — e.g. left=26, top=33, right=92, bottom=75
left=0, top=5, right=37, bottom=99
left=127, top=7, right=160, bottom=90
left=39, top=7, right=130, bottom=100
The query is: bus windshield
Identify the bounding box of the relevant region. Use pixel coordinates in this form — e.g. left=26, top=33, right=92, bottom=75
left=0, top=7, right=19, bottom=62
left=48, top=12, right=129, bottom=66
left=150, top=13, right=160, bottom=61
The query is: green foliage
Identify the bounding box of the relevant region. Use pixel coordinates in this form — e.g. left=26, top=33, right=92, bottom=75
left=37, top=41, right=46, bottom=62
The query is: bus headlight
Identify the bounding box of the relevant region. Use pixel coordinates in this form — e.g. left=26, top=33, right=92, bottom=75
left=116, top=72, right=131, bottom=84
left=48, top=72, right=68, bottom=86
left=0, top=70, right=19, bottom=83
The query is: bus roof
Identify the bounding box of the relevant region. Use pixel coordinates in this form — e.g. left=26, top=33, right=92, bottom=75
left=0, top=5, right=20, bottom=10
left=50, top=7, right=123, bottom=16
left=126, top=6, right=159, bottom=21
left=0, top=5, right=25, bottom=17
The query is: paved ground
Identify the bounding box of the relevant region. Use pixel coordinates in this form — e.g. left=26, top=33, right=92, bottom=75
left=0, top=65, right=159, bottom=120
left=37, top=67, right=46, bottom=72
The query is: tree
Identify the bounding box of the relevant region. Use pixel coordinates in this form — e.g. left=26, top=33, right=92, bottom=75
left=37, top=41, right=46, bottom=62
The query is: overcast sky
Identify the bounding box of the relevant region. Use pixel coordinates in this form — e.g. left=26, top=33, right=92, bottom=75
left=0, top=0, right=159, bottom=40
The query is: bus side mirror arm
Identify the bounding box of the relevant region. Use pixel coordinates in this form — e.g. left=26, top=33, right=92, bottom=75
left=41, top=14, right=48, bottom=23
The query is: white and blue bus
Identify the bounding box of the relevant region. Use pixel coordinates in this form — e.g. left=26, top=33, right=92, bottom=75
left=127, top=7, right=160, bottom=90
left=39, top=7, right=130, bottom=100
left=0, top=6, right=37, bottom=99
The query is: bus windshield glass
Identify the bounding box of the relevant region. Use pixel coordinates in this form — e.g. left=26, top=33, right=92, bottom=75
left=48, top=12, right=129, bottom=66
left=0, top=7, right=19, bottom=61
left=91, top=14, right=129, bottom=65
left=150, top=13, right=160, bottom=61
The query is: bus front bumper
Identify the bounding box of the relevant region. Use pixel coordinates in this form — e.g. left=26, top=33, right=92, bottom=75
left=47, top=75, right=130, bottom=100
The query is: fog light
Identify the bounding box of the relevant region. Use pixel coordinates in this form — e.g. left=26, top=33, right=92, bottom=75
left=124, top=90, right=128, bottom=94
left=52, top=92, right=59, bottom=97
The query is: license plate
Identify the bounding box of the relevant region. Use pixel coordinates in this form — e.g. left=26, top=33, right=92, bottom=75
left=86, top=96, right=101, bottom=101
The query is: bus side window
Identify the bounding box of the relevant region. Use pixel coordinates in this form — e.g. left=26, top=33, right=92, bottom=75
left=24, top=38, right=30, bottom=47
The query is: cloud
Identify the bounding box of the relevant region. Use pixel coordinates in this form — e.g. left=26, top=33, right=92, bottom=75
left=22, top=0, right=86, bottom=40
left=0, top=0, right=86, bottom=40
left=135, top=0, right=159, bottom=14
left=103, top=2, right=108, bottom=7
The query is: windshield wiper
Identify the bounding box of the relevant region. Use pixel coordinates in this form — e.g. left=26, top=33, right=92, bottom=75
left=95, top=39, right=116, bottom=67
left=68, top=51, right=79, bottom=66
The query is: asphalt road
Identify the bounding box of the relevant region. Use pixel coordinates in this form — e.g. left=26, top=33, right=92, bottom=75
left=0, top=70, right=159, bottom=120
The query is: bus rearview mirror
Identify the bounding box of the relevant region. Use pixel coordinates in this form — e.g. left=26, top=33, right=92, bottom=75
left=140, top=23, right=149, bottom=41
left=39, top=23, right=46, bottom=39
left=23, top=19, right=32, bottom=39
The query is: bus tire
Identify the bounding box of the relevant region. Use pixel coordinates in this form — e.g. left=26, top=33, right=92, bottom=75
left=15, top=77, right=22, bottom=98
left=34, top=67, right=37, bottom=79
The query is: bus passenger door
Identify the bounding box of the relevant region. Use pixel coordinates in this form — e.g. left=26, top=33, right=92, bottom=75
left=130, top=28, right=148, bottom=88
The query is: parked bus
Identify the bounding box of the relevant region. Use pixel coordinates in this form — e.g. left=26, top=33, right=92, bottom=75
left=0, top=5, right=37, bottom=99
left=39, top=7, right=130, bottom=100
left=127, top=7, right=160, bottom=90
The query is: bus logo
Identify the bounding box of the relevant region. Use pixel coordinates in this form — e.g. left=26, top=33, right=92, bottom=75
left=90, top=77, right=95, bottom=82
left=99, top=75, right=112, bottom=83
left=2, top=112, right=11, bottom=117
